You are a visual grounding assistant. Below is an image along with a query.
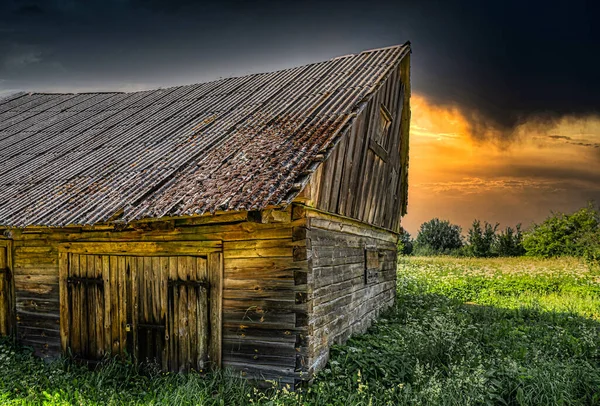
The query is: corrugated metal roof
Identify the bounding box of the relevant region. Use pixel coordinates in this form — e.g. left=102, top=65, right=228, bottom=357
left=0, top=43, right=410, bottom=227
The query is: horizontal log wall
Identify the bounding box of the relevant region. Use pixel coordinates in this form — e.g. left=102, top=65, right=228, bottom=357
left=299, top=53, right=411, bottom=233
left=0, top=205, right=309, bottom=386
left=303, top=208, right=397, bottom=373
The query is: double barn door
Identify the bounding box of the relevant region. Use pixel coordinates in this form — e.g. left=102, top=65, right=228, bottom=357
left=58, top=242, right=222, bottom=372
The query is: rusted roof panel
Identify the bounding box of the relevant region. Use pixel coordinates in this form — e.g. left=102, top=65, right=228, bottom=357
left=0, top=43, right=410, bottom=227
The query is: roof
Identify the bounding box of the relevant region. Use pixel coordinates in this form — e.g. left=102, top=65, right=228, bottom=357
left=0, top=43, right=410, bottom=228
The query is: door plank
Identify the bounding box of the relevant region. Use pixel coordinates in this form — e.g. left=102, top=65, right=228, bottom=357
left=198, top=285, right=208, bottom=370
left=208, top=252, right=223, bottom=367
left=95, top=255, right=104, bottom=359
left=109, top=256, right=119, bottom=356
left=102, top=255, right=111, bottom=356
left=177, top=257, right=189, bottom=372
left=130, top=257, right=140, bottom=363
left=58, top=251, right=69, bottom=352
left=168, top=257, right=178, bottom=371
left=0, top=247, right=5, bottom=336
left=85, top=255, right=96, bottom=359
left=187, top=256, right=198, bottom=372
left=70, top=254, right=81, bottom=356
left=118, top=256, right=127, bottom=358
left=158, top=256, right=168, bottom=368
left=124, top=257, right=133, bottom=359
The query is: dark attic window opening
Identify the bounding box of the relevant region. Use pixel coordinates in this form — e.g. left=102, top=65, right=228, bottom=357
left=375, top=104, right=393, bottom=151
left=364, top=247, right=380, bottom=285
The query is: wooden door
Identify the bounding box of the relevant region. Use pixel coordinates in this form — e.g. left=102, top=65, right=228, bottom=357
left=129, top=256, right=210, bottom=372
left=0, top=241, right=13, bottom=336
left=59, top=242, right=223, bottom=371
left=64, top=255, right=105, bottom=361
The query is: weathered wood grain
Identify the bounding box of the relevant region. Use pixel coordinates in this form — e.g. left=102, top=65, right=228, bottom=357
left=305, top=210, right=397, bottom=375
left=59, top=241, right=222, bottom=256
left=299, top=57, right=409, bottom=233
left=0, top=243, right=9, bottom=336
left=208, top=252, right=223, bottom=368
left=57, top=244, right=223, bottom=372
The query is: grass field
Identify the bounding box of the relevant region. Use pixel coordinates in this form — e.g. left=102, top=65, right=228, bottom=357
left=1, top=256, right=599, bottom=405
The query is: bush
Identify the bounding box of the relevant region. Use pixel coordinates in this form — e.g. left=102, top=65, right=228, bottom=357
left=495, top=224, right=526, bottom=257
left=413, top=244, right=445, bottom=257
left=414, top=218, right=463, bottom=255
left=579, top=229, right=600, bottom=270
left=523, top=204, right=599, bottom=258
left=466, top=220, right=498, bottom=257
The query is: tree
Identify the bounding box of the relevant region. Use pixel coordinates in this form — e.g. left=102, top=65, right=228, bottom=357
left=397, top=229, right=414, bottom=255
left=579, top=229, right=600, bottom=269
left=523, top=204, right=599, bottom=258
left=414, top=218, right=463, bottom=255
left=495, top=224, right=526, bottom=257
left=467, top=220, right=498, bottom=257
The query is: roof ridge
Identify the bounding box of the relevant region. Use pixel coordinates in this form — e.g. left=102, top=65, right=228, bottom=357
left=21, top=44, right=410, bottom=97
left=359, top=42, right=410, bottom=54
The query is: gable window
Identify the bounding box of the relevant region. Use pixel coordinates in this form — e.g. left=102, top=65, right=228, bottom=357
left=374, top=104, right=393, bottom=150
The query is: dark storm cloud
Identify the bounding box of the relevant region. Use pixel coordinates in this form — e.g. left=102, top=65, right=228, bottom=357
left=547, top=134, right=600, bottom=149
left=574, top=141, right=600, bottom=148
left=128, top=0, right=211, bottom=12
left=0, top=0, right=598, bottom=134
left=400, top=0, right=600, bottom=138
left=13, top=4, right=45, bottom=16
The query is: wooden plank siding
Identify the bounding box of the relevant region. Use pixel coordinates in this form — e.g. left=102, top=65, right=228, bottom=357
left=303, top=208, right=397, bottom=373
left=0, top=206, right=310, bottom=386
left=299, top=54, right=411, bottom=233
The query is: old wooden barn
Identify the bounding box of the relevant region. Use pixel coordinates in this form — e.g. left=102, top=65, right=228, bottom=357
left=0, top=43, right=411, bottom=387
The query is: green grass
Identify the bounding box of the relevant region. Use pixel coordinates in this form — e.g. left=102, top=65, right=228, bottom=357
left=1, top=256, right=599, bottom=405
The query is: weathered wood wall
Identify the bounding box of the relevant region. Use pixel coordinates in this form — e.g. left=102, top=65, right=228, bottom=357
left=299, top=54, right=411, bottom=233
left=0, top=203, right=399, bottom=385
left=0, top=206, right=309, bottom=386
left=301, top=207, right=398, bottom=373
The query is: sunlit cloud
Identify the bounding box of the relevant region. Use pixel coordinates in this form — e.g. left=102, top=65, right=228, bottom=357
left=402, top=94, right=600, bottom=234
left=418, top=178, right=568, bottom=195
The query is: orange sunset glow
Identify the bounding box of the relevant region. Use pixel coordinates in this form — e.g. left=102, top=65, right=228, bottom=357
left=403, top=94, right=600, bottom=234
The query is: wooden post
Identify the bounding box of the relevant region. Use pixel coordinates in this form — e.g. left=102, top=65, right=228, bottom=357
left=0, top=241, right=14, bottom=338
left=208, top=251, right=223, bottom=368
left=0, top=246, right=6, bottom=336
left=58, top=251, right=69, bottom=353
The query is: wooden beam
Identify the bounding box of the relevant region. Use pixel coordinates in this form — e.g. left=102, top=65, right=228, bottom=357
left=58, top=241, right=222, bottom=256
left=368, top=139, right=389, bottom=163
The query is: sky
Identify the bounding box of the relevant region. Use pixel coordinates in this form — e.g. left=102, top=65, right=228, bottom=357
left=1, top=0, right=599, bottom=234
